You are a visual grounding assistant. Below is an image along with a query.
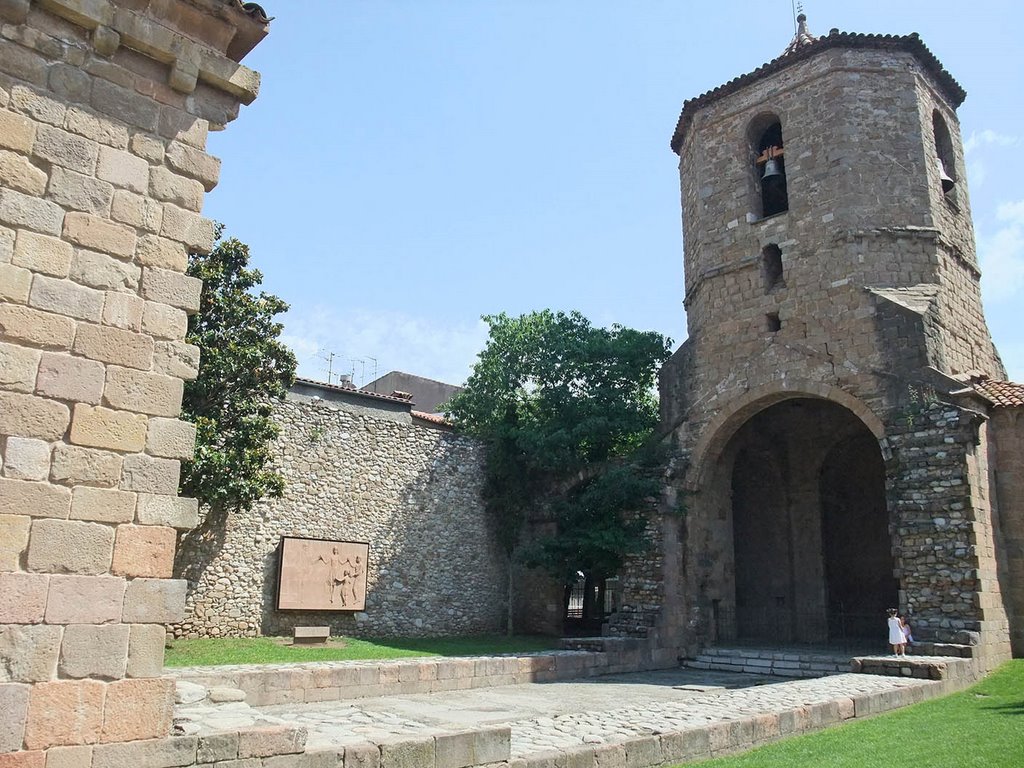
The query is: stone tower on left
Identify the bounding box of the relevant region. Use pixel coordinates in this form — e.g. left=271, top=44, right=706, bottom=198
left=0, top=0, right=267, bottom=763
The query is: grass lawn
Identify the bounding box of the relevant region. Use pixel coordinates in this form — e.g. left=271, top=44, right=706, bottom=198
left=686, top=659, right=1024, bottom=768
left=164, top=634, right=561, bottom=667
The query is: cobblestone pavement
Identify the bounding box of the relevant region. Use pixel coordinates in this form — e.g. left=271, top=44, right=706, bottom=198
left=175, top=667, right=935, bottom=758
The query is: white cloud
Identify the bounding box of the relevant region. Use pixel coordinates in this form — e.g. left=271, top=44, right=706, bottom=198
left=964, top=129, right=1020, bottom=154
left=978, top=199, right=1024, bottom=304
left=280, top=306, right=489, bottom=388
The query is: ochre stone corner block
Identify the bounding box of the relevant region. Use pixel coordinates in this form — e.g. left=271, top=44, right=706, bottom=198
left=126, top=623, right=166, bottom=678
left=70, top=403, right=148, bottom=453
left=122, top=577, right=185, bottom=624
left=24, top=679, right=105, bottom=750
left=0, top=572, right=48, bottom=624
left=100, top=677, right=174, bottom=743
left=103, top=365, right=183, bottom=418
left=119, top=453, right=180, bottom=495
left=0, top=390, right=70, bottom=442
left=27, top=518, right=115, bottom=575
left=145, top=416, right=197, bottom=459
left=0, top=477, right=71, bottom=519
left=111, top=524, right=175, bottom=578
left=135, top=493, right=197, bottom=529
left=45, top=574, right=125, bottom=625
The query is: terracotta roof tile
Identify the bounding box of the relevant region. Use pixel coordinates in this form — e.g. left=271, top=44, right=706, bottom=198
left=671, top=29, right=965, bottom=154
left=411, top=411, right=451, bottom=427
left=293, top=377, right=412, bottom=405
left=972, top=379, right=1024, bottom=408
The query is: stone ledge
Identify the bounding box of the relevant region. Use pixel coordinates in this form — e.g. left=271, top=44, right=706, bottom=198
left=168, top=648, right=675, bottom=707
left=34, top=0, right=263, bottom=102
left=850, top=653, right=979, bottom=681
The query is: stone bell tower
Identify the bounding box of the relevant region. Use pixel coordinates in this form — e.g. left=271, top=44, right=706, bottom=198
left=608, top=15, right=1021, bottom=669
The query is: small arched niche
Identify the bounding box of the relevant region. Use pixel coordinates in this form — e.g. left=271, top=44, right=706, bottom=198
left=932, top=110, right=957, bottom=197
left=748, top=113, right=789, bottom=218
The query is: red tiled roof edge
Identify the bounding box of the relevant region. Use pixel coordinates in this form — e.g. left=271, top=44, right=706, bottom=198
left=670, top=30, right=965, bottom=154
left=293, top=377, right=413, bottom=405
left=411, top=411, right=452, bottom=427
left=972, top=379, right=1024, bottom=409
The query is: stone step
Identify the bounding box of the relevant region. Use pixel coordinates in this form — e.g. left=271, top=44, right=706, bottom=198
left=683, top=647, right=852, bottom=678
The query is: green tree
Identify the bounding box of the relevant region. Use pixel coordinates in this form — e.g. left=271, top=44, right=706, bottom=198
left=445, top=310, right=671, bottom=630
left=175, top=232, right=297, bottom=577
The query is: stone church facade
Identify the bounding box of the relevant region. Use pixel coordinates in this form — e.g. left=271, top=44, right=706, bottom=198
left=607, top=17, right=1024, bottom=667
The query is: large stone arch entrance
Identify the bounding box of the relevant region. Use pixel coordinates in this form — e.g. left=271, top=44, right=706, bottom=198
left=711, top=396, right=897, bottom=645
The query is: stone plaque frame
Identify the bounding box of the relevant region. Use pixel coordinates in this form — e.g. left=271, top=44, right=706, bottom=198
left=276, top=536, right=370, bottom=611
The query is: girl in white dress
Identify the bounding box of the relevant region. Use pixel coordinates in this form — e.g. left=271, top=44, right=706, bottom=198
left=887, top=608, right=906, bottom=657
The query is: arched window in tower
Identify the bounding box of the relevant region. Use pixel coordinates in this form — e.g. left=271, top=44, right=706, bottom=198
left=932, top=110, right=956, bottom=196
left=749, top=116, right=789, bottom=218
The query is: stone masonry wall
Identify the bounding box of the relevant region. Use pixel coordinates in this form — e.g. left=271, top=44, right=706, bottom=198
left=988, top=407, right=1024, bottom=656
left=175, top=392, right=508, bottom=639
left=0, top=0, right=265, bottom=764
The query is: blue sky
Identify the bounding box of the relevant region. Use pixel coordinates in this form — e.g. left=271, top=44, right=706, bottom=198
left=203, top=1, right=1023, bottom=387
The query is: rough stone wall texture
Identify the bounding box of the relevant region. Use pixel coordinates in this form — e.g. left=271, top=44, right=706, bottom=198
left=175, top=392, right=508, bottom=639
left=0, top=0, right=264, bottom=762
left=629, top=42, right=1013, bottom=665
left=989, top=407, right=1024, bottom=656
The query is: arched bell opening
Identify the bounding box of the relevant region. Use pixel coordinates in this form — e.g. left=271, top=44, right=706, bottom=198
left=719, top=397, right=896, bottom=645
left=747, top=114, right=789, bottom=218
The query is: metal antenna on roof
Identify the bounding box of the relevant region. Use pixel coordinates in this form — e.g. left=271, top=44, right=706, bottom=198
left=318, top=349, right=340, bottom=386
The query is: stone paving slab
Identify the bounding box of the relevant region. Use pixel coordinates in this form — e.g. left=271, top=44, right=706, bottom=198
left=175, top=666, right=946, bottom=763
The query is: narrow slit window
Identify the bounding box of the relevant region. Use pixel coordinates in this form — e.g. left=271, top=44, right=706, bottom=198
left=762, top=244, right=783, bottom=291
left=932, top=110, right=956, bottom=196
left=766, top=313, right=781, bottom=333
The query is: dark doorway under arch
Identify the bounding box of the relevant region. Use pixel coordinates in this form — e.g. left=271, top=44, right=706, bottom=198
left=727, top=398, right=897, bottom=644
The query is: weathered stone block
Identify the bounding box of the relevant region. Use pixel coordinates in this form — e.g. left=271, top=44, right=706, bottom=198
left=0, top=750, right=45, bottom=767
left=111, top=524, right=175, bottom=578
left=50, top=444, right=122, bottom=488
left=0, top=304, right=76, bottom=350
left=69, top=249, right=141, bottom=291
left=159, top=205, right=215, bottom=254
left=96, top=146, right=148, bottom=194
left=0, top=514, right=31, bottom=570
left=0, top=149, right=47, bottom=196
left=59, top=624, right=129, bottom=680
left=91, top=79, right=159, bottom=133
left=91, top=735, right=198, bottom=768
left=158, top=111, right=208, bottom=150
left=46, top=167, right=113, bottom=216
left=104, top=366, right=183, bottom=417
left=0, top=341, right=39, bottom=393
left=140, top=267, right=202, bottom=313
left=135, top=493, right=198, bottom=529
left=0, top=572, right=48, bottom=623
left=24, top=679, right=105, bottom=749
left=145, top=417, right=197, bottom=459
left=153, top=340, right=199, bottom=380
left=0, top=187, right=64, bottom=236
left=45, top=574, right=125, bottom=624
left=27, top=518, right=114, bottom=575
left=166, top=141, right=220, bottom=191
left=122, top=577, right=185, bottom=623
left=135, top=234, right=187, bottom=271
left=344, top=743, right=381, bottom=768
left=29, top=275, right=104, bottom=322
left=0, top=477, right=70, bottom=519
left=2, top=437, right=49, bottom=481
left=0, top=391, right=70, bottom=441
left=237, top=726, right=306, bottom=759
left=126, top=623, right=165, bottom=678
left=12, top=230, right=72, bottom=277
left=120, top=454, right=180, bottom=494
left=379, top=737, right=433, bottom=768
left=149, top=167, right=203, bottom=211
left=70, top=403, right=148, bottom=452
left=0, top=682, right=30, bottom=753
left=35, top=352, right=105, bottom=403
left=48, top=63, right=91, bottom=103
left=65, top=107, right=129, bottom=150
left=73, top=323, right=153, bottom=370
left=32, top=125, right=97, bottom=175
left=0, top=110, right=35, bottom=153
left=101, top=290, right=144, bottom=331
left=70, top=486, right=136, bottom=524
left=11, top=86, right=65, bottom=127
left=110, top=189, right=162, bottom=232
left=0, top=624, right=61, bottom=682
left=0, top=226, right=13, bottom=263
left=129, top=133, right=163, bottom=164
left=0, top=262, right=31, bottom=303
left=62, top=212, right=136, bottom=258
left=141, top=301, right=187, bottom=340
left=39, top=745, right=93, bottom=768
